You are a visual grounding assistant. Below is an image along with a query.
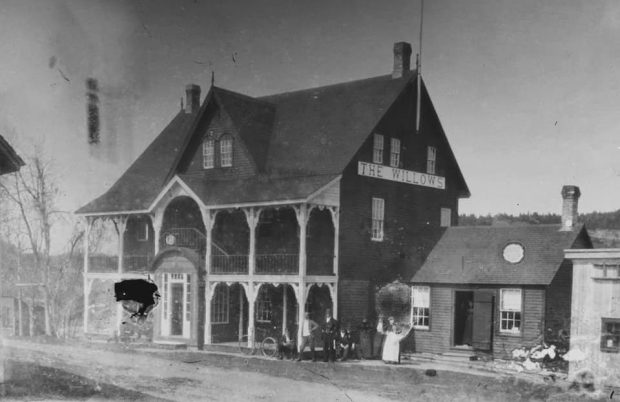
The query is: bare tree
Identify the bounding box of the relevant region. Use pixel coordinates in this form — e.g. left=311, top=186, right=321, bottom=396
left=0, top=151, right=58, bottom=336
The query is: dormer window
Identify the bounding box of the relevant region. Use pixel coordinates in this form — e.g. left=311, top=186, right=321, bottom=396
left=427, top=146, right=437, bottom=174
left=390, top=138, right=401, bottom=167
left=220, top=136, right=233, bottom=167
left=203, top=138, right=214, bottom=169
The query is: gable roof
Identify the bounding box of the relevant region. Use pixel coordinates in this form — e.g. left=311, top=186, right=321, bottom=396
left=78, top=70, right=469, bottom=215
left=411, top=224, right=591, bottom=286
left=258, top=72, right=415, bottom=176
left=0, top=135, right=24, bottom=175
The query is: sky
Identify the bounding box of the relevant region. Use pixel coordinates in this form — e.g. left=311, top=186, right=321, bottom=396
left=1, top=0, right=619, bottom=236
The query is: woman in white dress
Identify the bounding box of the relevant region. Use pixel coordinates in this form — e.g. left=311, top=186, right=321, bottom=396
left=381, top=316, right=412, bottom=364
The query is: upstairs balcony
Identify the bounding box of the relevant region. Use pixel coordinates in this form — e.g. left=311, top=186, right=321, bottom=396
left=85, top=199, right=338, bottom=278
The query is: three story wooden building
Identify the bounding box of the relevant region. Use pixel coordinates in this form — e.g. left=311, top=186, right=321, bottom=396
left=77, top=42, right=469, bottom=348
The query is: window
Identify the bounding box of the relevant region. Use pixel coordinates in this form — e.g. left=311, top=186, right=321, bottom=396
left=427, top=146, right=437, bottom=174
left=390, top=138, right=401, bottom=167
left=211, top=285, right=229, bottom=324
left=371, top=197, right=385, bottom=241
left=373, top=134, right=384, bottom=164
left=203, top=139, right=214, bottom=169
left=256, top=287, right=273, bottom=323
left=500, top=288, right=522, bottom=334
left=440, top=208, right=451, bottom=227
left=220, top=136, right=233, bottom=167
left=594, top=264, right=620, bottom=279
left=411, top=286, right=430, bottom=329
left=601, top=318, right=620, bottom=353
left=137, top=221, right=149, bottom=241
left=185, top=275, right=191, bottom=322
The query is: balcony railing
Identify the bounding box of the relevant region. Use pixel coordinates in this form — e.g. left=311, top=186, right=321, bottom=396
left=88, top=254, right=152, bottom=273
left=211, top=255, right=249, bottom=274
left=255, top=254, right=299, bottom=275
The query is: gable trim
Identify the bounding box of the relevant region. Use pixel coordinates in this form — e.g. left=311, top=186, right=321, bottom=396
left=147, top=175, right=207, bottom=212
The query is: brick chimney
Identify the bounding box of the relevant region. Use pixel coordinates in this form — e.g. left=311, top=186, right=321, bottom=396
left=392, top=42, right=412, bottom=79
left=561, top=185, right=581, bottom=231
left=185, top=84, right=201, bottom=114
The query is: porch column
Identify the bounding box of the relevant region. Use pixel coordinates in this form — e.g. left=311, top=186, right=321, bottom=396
left=115, top=216, right=128, bottom=337
left=331, top=283, right=338, bottom=320
left=329, top=207, right=340, bottom=276
left=296, top=284, right=306, bottom=348
left=295, top=204, right=309, bottom=278
left=248, top=283, right=257, bottom=347
left=243, top=208, right=260, bottom=276
left=200, top=208, right=216, bottom=275
left=82, top=217, right=93, bottom=335
left=205, top=282, right=213, bottom=344
left=282, top=286, right=287, bottom=336
left=151, top=212, right=163, bottom=255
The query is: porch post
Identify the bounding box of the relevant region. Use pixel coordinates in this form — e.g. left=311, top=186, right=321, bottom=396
left=329, top=207, right=340, bottom=276
left=244, top=208, right=259, bottom=276
left=282, top=286, right=287, bottom=336
left=296, top=284, right=306, bottom=348
left=205, top=282, right=212, bottom=344
left=295, top=204, right=308, bottom=278
left=115, top=216, right=128, bottom=337
left=82, top=217, right=93, bottom=335
left=248, top=283, right=256, bottom=347
left=151, top=211, right=163, bottom=255
left=332, top=283, right=338, bottom=320
left=238, top=286, right=244, bottom=341
left=201, top=208, right=215, bottom=275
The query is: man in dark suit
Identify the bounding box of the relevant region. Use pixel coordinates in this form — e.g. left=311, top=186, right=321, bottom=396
left=322, top=309, right=339, bottom=362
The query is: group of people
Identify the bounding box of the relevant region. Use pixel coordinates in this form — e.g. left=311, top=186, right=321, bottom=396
left=277, top=310, right=412, bottom=365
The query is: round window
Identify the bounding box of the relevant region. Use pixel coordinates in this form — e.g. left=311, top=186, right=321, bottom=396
left=502, top=243, right=525, bottom=264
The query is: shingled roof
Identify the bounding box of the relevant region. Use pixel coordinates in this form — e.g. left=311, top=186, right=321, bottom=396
left=411, top=224, right=591, bottom=286
left=78, top=70, right=468, bottom=214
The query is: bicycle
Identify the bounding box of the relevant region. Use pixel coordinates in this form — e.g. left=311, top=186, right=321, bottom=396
left=237, top=325, right=279, bottom=358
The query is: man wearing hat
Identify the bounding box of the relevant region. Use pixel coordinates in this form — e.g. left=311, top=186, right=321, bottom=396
left=322, top=309, right=339, bottom=362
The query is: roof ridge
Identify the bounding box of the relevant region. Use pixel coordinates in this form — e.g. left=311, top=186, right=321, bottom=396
left=258, top=71, right=416, bottom=101
left=213, top=86, right=273, bottom=106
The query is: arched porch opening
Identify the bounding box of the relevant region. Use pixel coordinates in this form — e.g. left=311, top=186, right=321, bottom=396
left=305, top=284, right=333, bottom=323
left=210, top=283, right=248, bottom=344
left=254, top=283, right=299, bottom=338
left=212, top=210, right=249, bottom=274
left=160, top=196, right=205, bottom=255
left=307, top=208, right=335, bottom=276
left=256, top=207, right=299, bottom=274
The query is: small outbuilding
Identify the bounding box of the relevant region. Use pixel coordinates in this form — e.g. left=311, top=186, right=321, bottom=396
left=408, top=186, right=592, bottom=358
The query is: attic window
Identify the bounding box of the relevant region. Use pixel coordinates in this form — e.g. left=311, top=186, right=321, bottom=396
left=203, top=139, right=214, bottom=169
left=502, top=243, right=524, bottom=264
left=373, top=134, right=384, bottom=164
left=220, top=136, right=233, bottom=167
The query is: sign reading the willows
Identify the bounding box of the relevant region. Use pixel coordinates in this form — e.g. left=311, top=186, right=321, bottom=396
left=358, top=161, right=445, bottom=190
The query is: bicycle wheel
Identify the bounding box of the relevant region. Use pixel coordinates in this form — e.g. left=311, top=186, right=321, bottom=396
left=238, top=335, right=255, bottom=355
left=261, top=336, right=278, bottom=358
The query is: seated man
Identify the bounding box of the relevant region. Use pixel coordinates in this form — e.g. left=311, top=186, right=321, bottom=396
left=337, top=328, right=352, bottom=361
left=277, top=329, right=297, bottom=360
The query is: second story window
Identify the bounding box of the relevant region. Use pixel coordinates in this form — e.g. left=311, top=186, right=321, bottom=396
left=371, top=197, right=384, bottom=241
left=220, top=136, right=233, bottom=167
left=373, top=134, right=384, bottom=164
left=440, top=208, right=452, bottom=227
left=203, top=139, right=214, bottom=169
left=390, top=138, right=401, bottom=167
left=427, top=146, right=437, bottom=174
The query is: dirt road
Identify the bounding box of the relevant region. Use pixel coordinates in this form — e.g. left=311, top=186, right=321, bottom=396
left=1, top=339, right=608, bottom=401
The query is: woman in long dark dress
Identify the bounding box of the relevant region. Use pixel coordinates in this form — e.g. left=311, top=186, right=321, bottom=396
left=358, top=318, right=373, bottom=359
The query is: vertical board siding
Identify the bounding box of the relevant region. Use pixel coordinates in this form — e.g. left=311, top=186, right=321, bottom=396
left=338, top=280, right=372, bottom=324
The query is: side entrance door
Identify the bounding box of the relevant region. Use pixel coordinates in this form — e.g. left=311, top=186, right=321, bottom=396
left=170, top=283, right=184, bottom=336
left=471, top=291, right=494, bottom=351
